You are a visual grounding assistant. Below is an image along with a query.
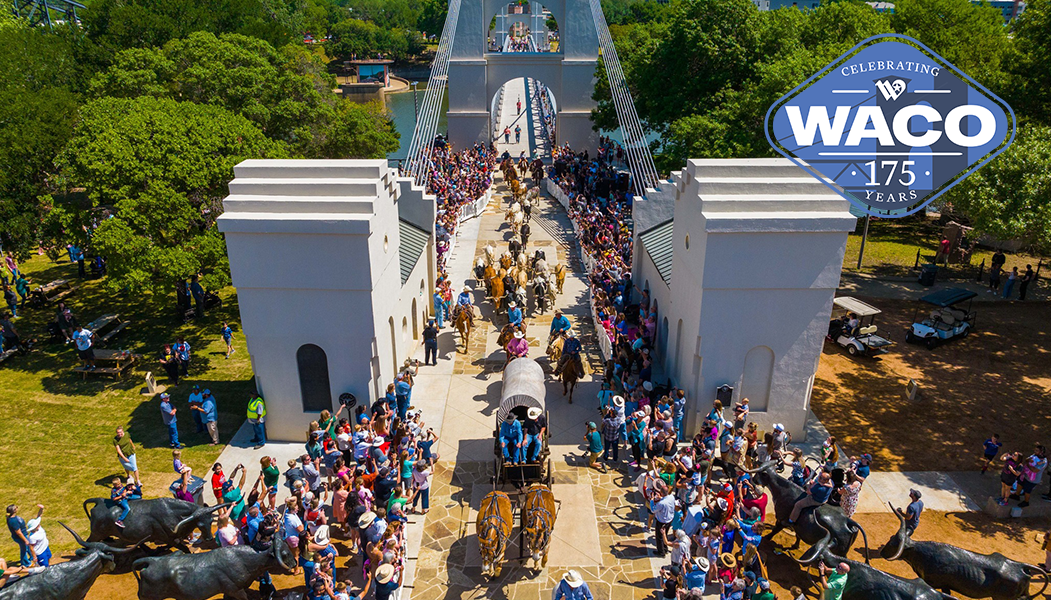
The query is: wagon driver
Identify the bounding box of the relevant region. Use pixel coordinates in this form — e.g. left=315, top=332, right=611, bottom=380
left=523, top=407, right=547, bottom=463
left=553, top=329, right=582, bottom=376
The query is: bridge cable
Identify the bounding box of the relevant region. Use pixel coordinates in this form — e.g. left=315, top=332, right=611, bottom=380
left=587, top=0, right=660, bottom=196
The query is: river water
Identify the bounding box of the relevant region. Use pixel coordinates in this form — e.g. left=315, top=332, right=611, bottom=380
left=385, top=84, right=448, bottom=162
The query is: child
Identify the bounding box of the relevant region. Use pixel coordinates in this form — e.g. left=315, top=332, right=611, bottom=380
left=981, top=434, right=1002, bottom=474
left=173, top=449, right=192, bottom=486
left=333, top=581, right=353, bottom=600
left=110, top=478, right=130, bottom=528
left=221, top=321, right=234, bottom=358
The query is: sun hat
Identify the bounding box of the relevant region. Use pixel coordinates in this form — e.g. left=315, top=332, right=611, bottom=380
left=612, top=395, right=625, bottom=408
left=774, top=423, right=784, bottom=431
left=314, top=525, right=330, bottom=545
left=376, top=564, right=396, bottom=584
left=563, top=570, right=585, bottom=588
left=719, top=553, right=737, bottom=569
left=527, top=407, right=542, bottom=420
left=716, top=497, right=728, bottom=510
left=643, top=381, right=653, bottom=391
left=358, top=511, right=377, bottom=528
left=514, top=331, right=525, bottom=339
left=26, top=518, right=41, bottom=532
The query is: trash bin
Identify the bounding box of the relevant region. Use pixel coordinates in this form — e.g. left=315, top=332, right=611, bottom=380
left=919, top=263, right=938, bottom=286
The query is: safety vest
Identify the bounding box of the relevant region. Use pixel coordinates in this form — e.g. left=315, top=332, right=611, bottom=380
left=247, top=396, right=266, bottom=419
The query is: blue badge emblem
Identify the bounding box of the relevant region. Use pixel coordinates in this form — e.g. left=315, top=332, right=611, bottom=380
left=765, top=35, right=1015, bottom=218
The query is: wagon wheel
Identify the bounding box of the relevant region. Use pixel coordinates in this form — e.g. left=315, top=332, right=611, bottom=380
left=544, top=458, right=553, bottom=486
left=493, top=457, right=502, bottom=489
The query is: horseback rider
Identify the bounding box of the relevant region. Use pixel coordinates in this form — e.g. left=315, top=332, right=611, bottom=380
left=499, top=413, right=524, bottom=465
left=553, top=329, right=583, bottom=376
left=457, top=286, right=473, bottom=309
left=549, top=310, right=571, bottom=339
left=508, top=302, right=524, bottom=327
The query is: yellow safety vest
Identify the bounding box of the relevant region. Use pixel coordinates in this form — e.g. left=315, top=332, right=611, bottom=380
left=247, top=397, right=266, bottom=419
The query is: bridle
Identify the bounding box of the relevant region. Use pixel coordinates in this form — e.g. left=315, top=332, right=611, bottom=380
left=524, top=487, right=554, bottom=556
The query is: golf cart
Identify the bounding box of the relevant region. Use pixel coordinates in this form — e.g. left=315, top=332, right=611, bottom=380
left=906, top=288, right=977, bottom=349
left=826, top=296, right=894, bottom=357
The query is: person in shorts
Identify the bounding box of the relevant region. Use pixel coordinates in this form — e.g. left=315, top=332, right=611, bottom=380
left=114, top=426, right=141, bottom=487
left=980, top=434, right=1002, bottom=474
left=998, top=451, right=1022, bottom=506
left=72, top=325, right=96, bottom=370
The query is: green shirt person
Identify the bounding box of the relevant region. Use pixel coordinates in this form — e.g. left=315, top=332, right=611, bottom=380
left=221, top=464, right=248, bottom=522
left=820, top=562, right=850, bottom=600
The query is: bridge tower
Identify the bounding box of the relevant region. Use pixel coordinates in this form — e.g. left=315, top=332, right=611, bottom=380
left=446, top=0, right=599, bottom=153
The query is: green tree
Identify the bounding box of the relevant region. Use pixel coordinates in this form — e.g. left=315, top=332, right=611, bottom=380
left=418, top=0, right=449, bottom=37
left=942, top=124, right=1051, bottom=251
left=90, top=32, right=399, bottom=159
left=57, top=96, right=288, bottom=291
left=327, top=18, right=422, bottom=59
left=892, top=0, right=1011, bottom=88
left=1005, top=0, right=1051, bottom=124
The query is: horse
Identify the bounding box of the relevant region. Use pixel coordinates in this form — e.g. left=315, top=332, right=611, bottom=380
left=497, top=323, right=524, bottom=348
left=546, top=330, right=565, bottom=363
left=560, top=355, right=582, bottom=403
left=522, top=484, right=557, bottom=569
left=555, top=264, right=566, bottom=294
left=453, top=306, right=474, bottom=353
left=477, top=491, right=513, bottom=577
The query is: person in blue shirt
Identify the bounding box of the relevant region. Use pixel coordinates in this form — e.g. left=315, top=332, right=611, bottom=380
left=110, top=477, right=130, bottom=529
left=499, top=414, right=523, bottom=464
left=789, top=471, right=833, bottom=523
left=456, top=286, right=473, bottom=308
left=673, top=389, right=687, bottom=442
left=549, top=310, right=571, bottom=337
left=981, top=435, right=1002, bottom=474
left=192, top=390, right=219, bottom=445
left=432, top=290, right=444, bottom=328
left=508, top=302, right=523, bottom=327
left=394, top=374, right=412, bottom=422
left=553, top=330, right=582, bottom=376
left=553, top=570, right=593, bottom=600
left=221, top=321, right=234, bottom=359
left=6, top=504, right=35, bottom=566
left=851, top=453, right=872, bottom=482
left=159, top=393, right=181, bottom=449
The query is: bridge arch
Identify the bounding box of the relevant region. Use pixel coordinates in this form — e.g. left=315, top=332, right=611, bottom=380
left=486, top=0, right=565, bottom=54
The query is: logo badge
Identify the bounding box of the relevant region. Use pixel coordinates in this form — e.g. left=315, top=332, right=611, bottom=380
left=765, top=35, right=1015, bottom=218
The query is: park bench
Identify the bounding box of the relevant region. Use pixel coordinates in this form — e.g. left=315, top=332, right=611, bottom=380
left=85, top=313, right=129, bottom=347
left=72, top=348, right=140, bottom=380
left=29, top=279, right=77, bottom=308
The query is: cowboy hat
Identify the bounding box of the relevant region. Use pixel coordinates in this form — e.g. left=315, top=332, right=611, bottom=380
left=643, top=381, right=653, bottom=391
left=509, top=302, right=517, bottom=308
left=719, top=553, right=737, bottom=569
left=358, top=511, right=377, bottom=528
left=566, top=329, right=575, bottom=337
left=313, top=525, right=330, bottom=545
left=612, top=395, right=624, bottom=408
left=376, top=564, right=396, bottom=584
left=462, top=286, right=470, bottom=292
left=562, top=570, right=585, bottom=588
left=527, top=407, right=542, bottom=420
left=514, top=331, right=525, bottom=339
left=694, top=557, right=711, bottom=572
left=505, top=413, right=517, bottom=422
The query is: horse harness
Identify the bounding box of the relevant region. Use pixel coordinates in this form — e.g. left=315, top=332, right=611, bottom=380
left=478, top=493, right=511, bottom=558
left=524, top=487, right=555, bottom=555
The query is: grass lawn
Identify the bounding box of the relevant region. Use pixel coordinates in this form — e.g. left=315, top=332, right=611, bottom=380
left=0, top=254, right=254, bottom=558
left=843, top=215, right=1048, bottom=278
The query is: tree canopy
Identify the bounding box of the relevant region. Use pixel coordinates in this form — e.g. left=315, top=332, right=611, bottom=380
left=56, top=96, right=288, bottom=291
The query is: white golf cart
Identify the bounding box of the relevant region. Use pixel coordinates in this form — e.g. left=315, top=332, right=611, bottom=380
left=905, top=288, right=977, bottom=350
left=826, top=296, right=894, bottom=357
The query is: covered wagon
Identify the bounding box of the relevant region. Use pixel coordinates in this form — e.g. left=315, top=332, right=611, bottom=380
left=494, top=357, right=551, bottom=487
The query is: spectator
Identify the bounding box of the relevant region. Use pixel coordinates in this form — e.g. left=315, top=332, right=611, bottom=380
left=904, top=489, right=924, bottom=535
left=173, top=337, right=191, bottom=376
left=160, top=393, right=181, bottom=449
left=2, top=285, right=17, bottom=318
left=1019, top=264, right=1036, bottom=301
left=410, top=460, right=432, bottom=515
left=193, top=389, right=219, bottom=445
left=819, top=562, right=850, bottom=600
left=190, top=274, right=206, bottom=317
left=553, top=570, right=594, bottom=600
left=114, top=426, right=141, bottom=486
left=980, top=434, right=1002, bottom=474
left=651, top=488, right=676, bottom=557
left=73, top=325, right=96, bottom=370
left=248, top=394, right=267, bottom=448
left=585, top=421, right=603, bottom=471
left=25, top=512, right=50, bottom=567
left=188, top=385, right=205, bottom=434
left=159, top=344, right=180, bottom=385
left=1003, top=267, right=1019, bottom=299
left=423, top=320, right=438, bottom=365
left=6, top=505, right=36, bottom=566
left=221, top=321, right=235, bottom=358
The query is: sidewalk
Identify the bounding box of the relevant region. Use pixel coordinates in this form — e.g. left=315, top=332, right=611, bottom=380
left=839, top=270, right=1047, bottom=302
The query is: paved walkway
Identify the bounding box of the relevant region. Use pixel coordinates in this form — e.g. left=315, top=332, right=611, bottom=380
left=494, top=77, right=543, bottom=159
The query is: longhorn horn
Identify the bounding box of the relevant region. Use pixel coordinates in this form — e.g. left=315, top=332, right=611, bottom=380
left=105, top=538, right=149, bottom=555
left=172, top=502, right=233, bottom=536
left=887, top=503, right=908, bottom=561
left=740, top=460, right=777, bottom=475
left=60, top=521, right=90, bottom=548
left=791, top=522, right=833, bottom=566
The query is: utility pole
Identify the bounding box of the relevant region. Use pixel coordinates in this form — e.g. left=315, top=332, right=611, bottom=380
left=856, top=214, right=870, bottom=270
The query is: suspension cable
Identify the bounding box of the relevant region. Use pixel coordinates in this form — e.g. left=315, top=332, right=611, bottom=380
left=587, top=0, right=660, bottom=196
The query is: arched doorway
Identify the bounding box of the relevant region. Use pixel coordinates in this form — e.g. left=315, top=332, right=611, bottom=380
left=673, top=319, right=684, bottom=376
left=488, top=1, right=560, bottom=53
left=490, top=76, right=558, bottom=158
left=741, top=346, right=775, bottom=411
left=296, top=344, right=332, bottom=412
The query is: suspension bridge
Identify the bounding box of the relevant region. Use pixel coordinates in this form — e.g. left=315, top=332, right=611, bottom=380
left=404, top=0, right=660, bottom=197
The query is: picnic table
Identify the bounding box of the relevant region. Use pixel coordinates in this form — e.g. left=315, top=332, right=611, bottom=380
left=72, top=348, right=140, bottom=380
left=29, top=279, right=77, bottom=307
left=85, top=313, right=129, bottom=347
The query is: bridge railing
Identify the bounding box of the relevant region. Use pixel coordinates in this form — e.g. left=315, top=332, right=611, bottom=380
left=545, top=178, right=614, bottom=362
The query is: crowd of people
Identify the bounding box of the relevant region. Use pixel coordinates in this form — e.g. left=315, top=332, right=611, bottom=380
left=421, top=137, right=497, bottom=273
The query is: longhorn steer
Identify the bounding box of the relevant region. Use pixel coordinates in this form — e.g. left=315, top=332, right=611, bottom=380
left=880, top=505, right=1048, bottom=600
left=60, top=522, right=171, bottom=575
left=132, top=539, right=295, bottom=600
left=796, top=524, right=957, bottom=600
left=746, top=461, right=869, bottom=560
left=0, top=523, right=141, bottom=600
left=83, top=498, right=230, bottom=550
